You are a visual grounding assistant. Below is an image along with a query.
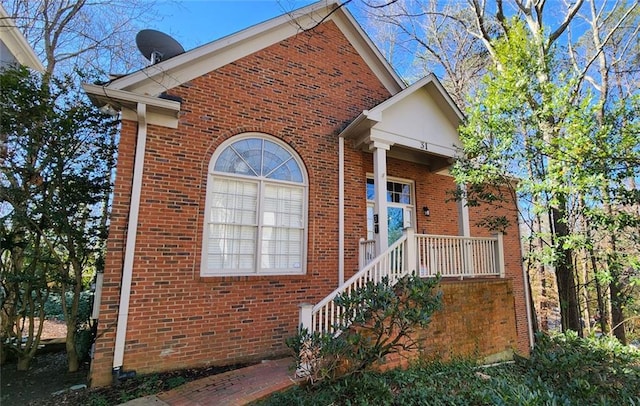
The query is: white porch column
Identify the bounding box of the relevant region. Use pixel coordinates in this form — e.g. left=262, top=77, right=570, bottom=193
left=457, top=184, right=473, bottom=275
left=404, top=227, right=416, bottom=276
left=494, top=232, right=506, bottom=278
left=371, top=140, right=390, bottom=253
left=457, top=184, right=471, bottom=237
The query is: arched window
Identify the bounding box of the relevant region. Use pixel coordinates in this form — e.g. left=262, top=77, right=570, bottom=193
left=201, top=134, right=307, bottom=276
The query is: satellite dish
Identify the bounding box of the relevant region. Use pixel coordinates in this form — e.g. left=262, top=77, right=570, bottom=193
left=136, top=29, right=185, bottom=65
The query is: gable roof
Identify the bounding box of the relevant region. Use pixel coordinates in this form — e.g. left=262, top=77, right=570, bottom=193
left=0, top=4, right=44, bottom=72
left=340, top=74, right=464, bottom=162
left=104, top=1, right=403, bottom=98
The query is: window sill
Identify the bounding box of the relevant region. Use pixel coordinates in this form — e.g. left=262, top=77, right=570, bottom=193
left=197, top=272, right=308, bottom=283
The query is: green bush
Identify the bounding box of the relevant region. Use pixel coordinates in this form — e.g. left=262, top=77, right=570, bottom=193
left=521, top=331, right=640, bottom=402
left=44, top=291, right=93, bottom=323
left=264, top=332, right=640, bottom=405
left=287, top=274, right=442, bottom=385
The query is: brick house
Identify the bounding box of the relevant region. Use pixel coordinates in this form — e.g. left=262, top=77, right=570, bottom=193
left=84, top=1, right=533, bottom=387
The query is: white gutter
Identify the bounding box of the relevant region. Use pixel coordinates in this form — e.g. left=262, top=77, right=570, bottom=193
left=338, top=136, right=345, bottom=286
left=113, top=103, right=147, bottom=370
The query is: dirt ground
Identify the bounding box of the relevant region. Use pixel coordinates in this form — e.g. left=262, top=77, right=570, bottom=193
left=1, top=320, right=250, bottom=405
left=1, top=350, right=89, bottom=405
left=0, top=320, right=87, bottom=405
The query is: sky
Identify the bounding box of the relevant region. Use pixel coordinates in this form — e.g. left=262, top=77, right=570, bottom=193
left=151, top=1, right=320, bottom=52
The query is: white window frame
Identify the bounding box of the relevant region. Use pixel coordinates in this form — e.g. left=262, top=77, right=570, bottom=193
left=201, top=133, right=308, bottom=276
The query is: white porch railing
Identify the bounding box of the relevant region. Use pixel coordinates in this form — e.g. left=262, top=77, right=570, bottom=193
left=358, top=238, right=376, bottom=270
left=417, top=234, right=505, bottom=279
left=301, top=230, right=504, bottom=335
left=300, top=233, right=412, bottom=335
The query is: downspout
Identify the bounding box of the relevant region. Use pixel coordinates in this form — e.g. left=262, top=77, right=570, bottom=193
left=112, top=102, right=147, bottom=380
left=523, top=262, right=535, bottom=349
left=338, top=136, right=345, bottom=286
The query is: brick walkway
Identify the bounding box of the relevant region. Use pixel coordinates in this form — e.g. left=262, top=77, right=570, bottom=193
left=120, top=358, right=298, bottom=406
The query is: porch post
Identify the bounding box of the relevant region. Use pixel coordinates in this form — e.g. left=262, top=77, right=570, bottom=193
left=299, top=303, right=313, bottom=332
left=458, top=184, right=473, bottom=275
left=371, top=140, right=390, bottom=253
left=457, top=184, right=471, bottom=237
left=493, top=233, right=505, bottom=278
left=404, top=227, right=416, bottom=276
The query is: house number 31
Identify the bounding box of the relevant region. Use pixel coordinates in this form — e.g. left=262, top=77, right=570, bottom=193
left=420, top=142, right=428, bottom=151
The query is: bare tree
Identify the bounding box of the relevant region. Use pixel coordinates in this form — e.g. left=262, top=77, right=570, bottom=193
left=4, top=0, right=163, bottom=76
left=362, top=0, right=490, bottom=108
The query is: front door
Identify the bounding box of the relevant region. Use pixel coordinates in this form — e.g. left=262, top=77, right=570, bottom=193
left=366, top=177, right=414, bottom=246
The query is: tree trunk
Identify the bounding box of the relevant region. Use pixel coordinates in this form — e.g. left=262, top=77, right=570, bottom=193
left=577, top=257, right=590, bottom=335
left=66, top=326, right=79, bottom=372
left=604, top=201, right=626, bottom=343
left=17, top=354, right=33, bottom=371
left=610, top=278, right=626, bottom=343
left=551, top=206, right=582, bottom=334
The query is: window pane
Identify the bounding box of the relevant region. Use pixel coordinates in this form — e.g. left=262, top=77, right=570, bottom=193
left=383, top=181, right=412, bottom=204
left=388, top=207, right=404, bottom=244
left=366, top=178, right=375, bottom=201
left=268, top=158, right=303, bottom=182
left=234, top=138, right=263, bottom=174
left=263, top=184, right=304, bottom=228
left=262, top=140, right=291, bottom=176
left=366, top=205, right=374, bottom=240
left=210, top=178, right=257, bottom=225
left=261, top=227, right=302, bottom=269
left=214, top=147, right=256, bottom=176
left=208, top=224, right=256, bottom=271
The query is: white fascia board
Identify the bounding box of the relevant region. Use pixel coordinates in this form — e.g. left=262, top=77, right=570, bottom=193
left=0, top=4, right=44, bottom=72
left=107, top=1, right=403, bottom=97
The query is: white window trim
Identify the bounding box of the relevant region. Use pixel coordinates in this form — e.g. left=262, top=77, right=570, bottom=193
left=201, top=133, right=308, bottom=277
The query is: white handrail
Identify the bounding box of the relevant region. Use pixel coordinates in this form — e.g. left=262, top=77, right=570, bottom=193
left=310, top=235, right=409, bottom=335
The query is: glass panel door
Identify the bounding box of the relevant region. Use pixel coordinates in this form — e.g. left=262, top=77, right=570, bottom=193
left=388, top=207, right=405, bottom=245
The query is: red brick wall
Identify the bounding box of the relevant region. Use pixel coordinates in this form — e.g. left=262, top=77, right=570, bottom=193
left=90, top=20, right=530, bottom=386
left=379, top=279, right=520, bottom=370
left=468, top=189, right=531, bottom=355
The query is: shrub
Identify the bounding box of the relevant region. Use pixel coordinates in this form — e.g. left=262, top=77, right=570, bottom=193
left=288, top=274, right=442, bottom=385
left=268, top=332, right=640, bottom=405
left=521, top=331, right=640, bottom=402
left=44, top=291, right=93, bottom=322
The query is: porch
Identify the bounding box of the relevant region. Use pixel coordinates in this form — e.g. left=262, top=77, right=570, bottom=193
left=300, top=229, right=505, bottom=335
